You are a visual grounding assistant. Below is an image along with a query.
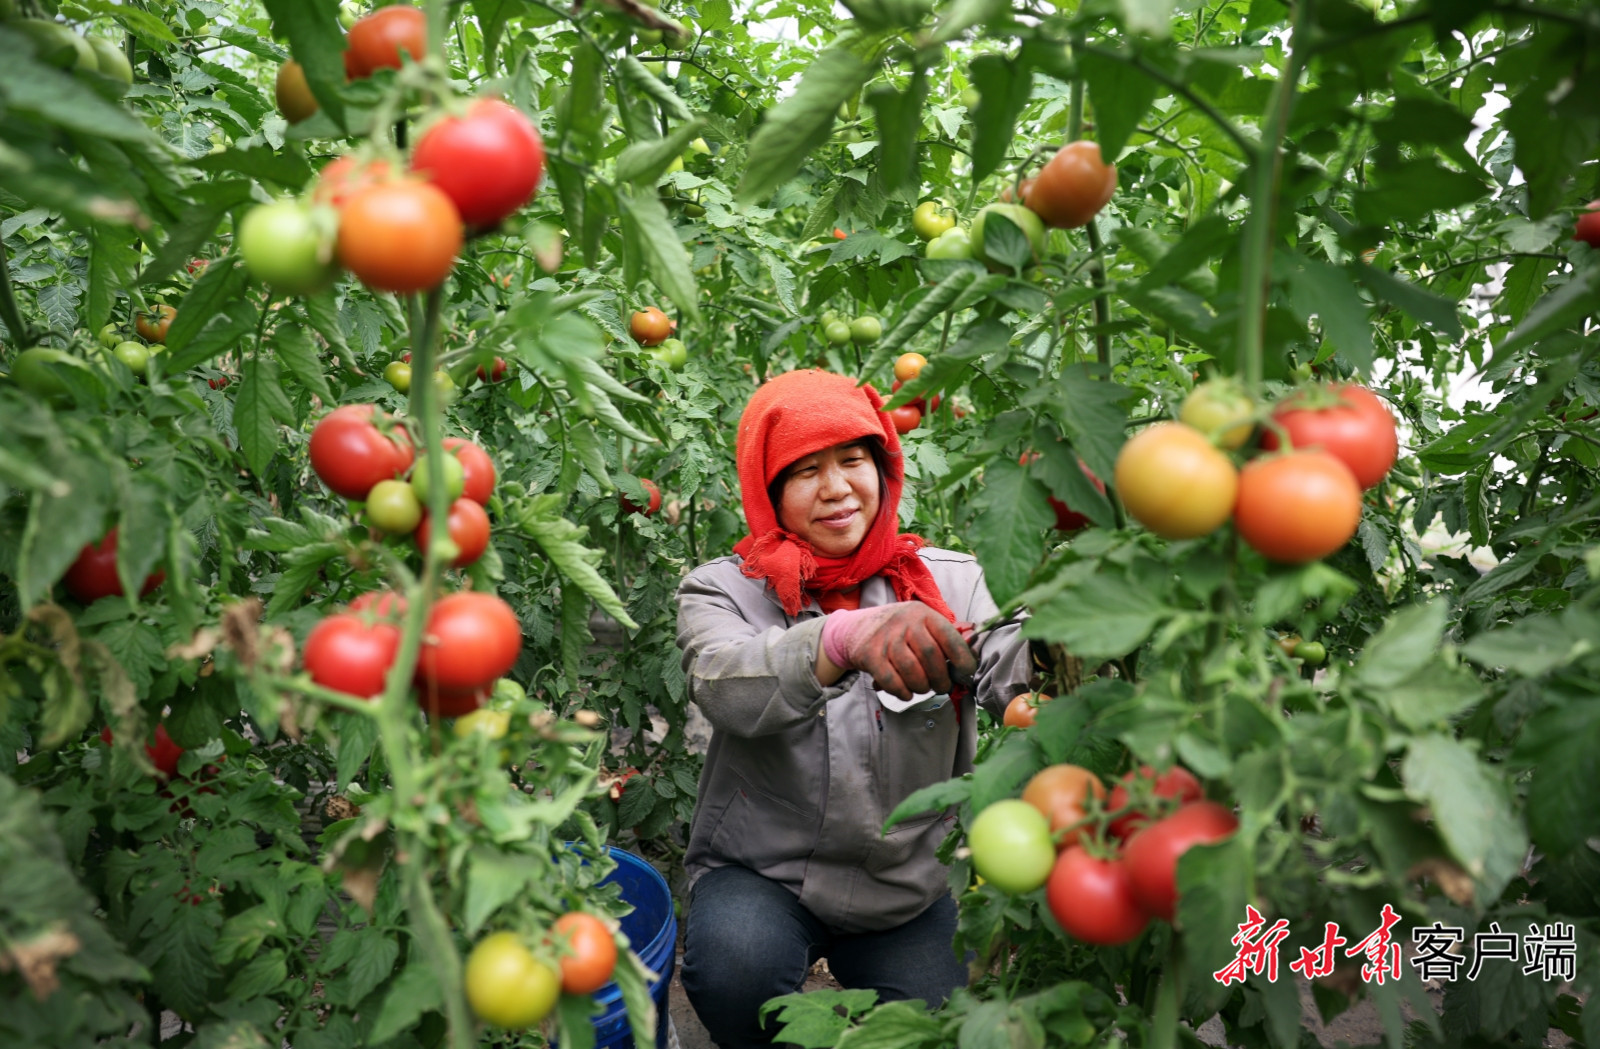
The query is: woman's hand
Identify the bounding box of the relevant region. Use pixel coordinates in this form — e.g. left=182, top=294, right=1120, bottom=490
left=819, top=602, right=977, bottom=702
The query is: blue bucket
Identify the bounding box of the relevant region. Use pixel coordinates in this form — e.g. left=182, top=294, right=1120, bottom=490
left=591, top=847, right=676, bottom=1049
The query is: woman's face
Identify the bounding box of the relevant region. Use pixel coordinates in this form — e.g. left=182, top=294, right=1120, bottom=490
left=777, top=441, right=881, bottom=557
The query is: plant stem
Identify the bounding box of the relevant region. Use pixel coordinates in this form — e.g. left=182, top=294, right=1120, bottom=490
left=0, top=235, right=36, bottom=349
left=1235, top=0, right=1312, bottom=393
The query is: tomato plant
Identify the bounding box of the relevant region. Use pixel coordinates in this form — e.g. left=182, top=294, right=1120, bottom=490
left=302, top=612, right=402, bottom=699
left=415, top=592, right=522, bottom=694
left=1106, top=765, right=1203, bottom=841
left=1025, top=141, right=1117, bottom=230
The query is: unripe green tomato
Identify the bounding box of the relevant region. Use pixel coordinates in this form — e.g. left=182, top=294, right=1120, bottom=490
left=651, top=337, right=688, bottom=371
left=112, top=341, right=150, bottom=374
left=237, top=200, right=338, bottom=296
left=411, top=453, right=466, bottom=503
left=8, top=348, right=78, bottom=405
left=635, top=28, right=663, bottom=44
left=453, top=708, right=511, bottom=740
left=433, top=370, right=456, bottom=402
left=912, top=201, right=956, bottom=241
left=339, top=1, right=361, bottom=29
left=1179, top=379, right=1255, bottom=451
left=849, top=316, right=882, bottom=345
left=86, top=36, right=133, bottom=85
left=383, top=361, right=412, bottom=393
left=366, top=479, right=423, bottom=534
left=960, top=87, right=980, bottom=109
left=665, top=155, right=684, bottom=174
left=683, top=202, right=706, bottom=218
left=824, top=320, right=852, bottom=346
left=967, top=799, right=1055, bottom=895
left=688, top=137, right=711, bottom=155
left=97, top=323, right=122, bottom=349
left=493, top=678, right=527, bottom=705
left=820, top=310, right=841, bottom=327
left=1295, top=641, right=1327, bottom=665
left=926, top=227, right=972, bottom=260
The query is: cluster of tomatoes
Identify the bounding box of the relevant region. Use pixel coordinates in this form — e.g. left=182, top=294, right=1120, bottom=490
left=465, top=913, right=619, bottom=1029
left=1116, top=380, right=1398, bottom=564
left=816, top=309, right=882, bottom=351
left=630, top=307, right=687, bottom=371
left=885, top=352, right=934, bottom=434
left=967, top=752, right=1238, bottom=946
left=247, top=12, right=544, bottom=298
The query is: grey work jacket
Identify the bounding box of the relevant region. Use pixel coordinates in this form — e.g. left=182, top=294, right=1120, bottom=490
left=677, top=548, right=1032, bottom=933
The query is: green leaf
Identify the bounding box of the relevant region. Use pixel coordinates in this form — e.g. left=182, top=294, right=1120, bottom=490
left=737, top=45, right=874, bottom=203
left=260, top=0, right=347, bottom=130
left=612, top=951, right=659, bottom=1049
left=762, top=990, right=880, bottom=1048
left=1353, top=264, right=1463, bottom=338
left=464, top=851, right=538, bottom=937
left=1079, top=49, right=1158, bottom=160
left=368, top=963, right=443, bottom=1043
left=931, top=0, right=1006, bottom=43
left=1024, top=569, right=1171, bottom=663
left=0, top=31, right=158, bottom=142
left=167, top=256, right=249, bottom=356
left=969, top=458, right=1053, bottom=604
left=1137, top=214, right=1233, bottom=291
left=618, top=189, right=701, bottom=323
left=1401, top=735, right=1528, bottom=904
left=271, top=323, right=333, bottom=405
left=1461, top=610, right=1600, bottom=678
left=235, top=357, right=296, bottom=478
left=1050, top=365, right=1131, bottom=483
left=862, top=268, right=982, bottom=372
left=614, top=55, right=694, bottom=124
left=1353, top=601, right=1446, bottom=689
left=1520, top=703, right=1600, bottom=859
left=141, top=182, right=255, bottom=286
left=1282, top=255, right=1375, bottom=374
left=194, top=145, right=315, bottom=191
left=165, top=301, right=261, bottom=373
left=837, top=1000, right=944, bottom=1049
left=86, top=223, right=140, bottom=334
left=866, top=70, right=928, bottom=195
left=557, top=992, right=601, bottom=1049
left=225, top=948, right=288, bottom=999
left=968, top=53, right=1033, bottom=183
left=1490, top=265, right=1600, bottom=361
left=1353, top=159, right=1486, bottom=226
left=616, top=118, right=707, bottom=184
left=513, top=495, right=639, bottom=629
left=885, top=777, right=971, bottom=831
left=1120, top=0, right=1179, bottom=36
left=18, top=456, right=113, bottom=609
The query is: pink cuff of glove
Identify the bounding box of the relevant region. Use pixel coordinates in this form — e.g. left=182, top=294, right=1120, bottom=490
left=821, top=607, right=873, bottom=669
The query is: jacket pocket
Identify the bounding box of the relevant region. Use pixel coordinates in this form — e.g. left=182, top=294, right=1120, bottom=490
left=880, top=701, right=961, bottom=817
left=708, top=782, right=822, bottom=878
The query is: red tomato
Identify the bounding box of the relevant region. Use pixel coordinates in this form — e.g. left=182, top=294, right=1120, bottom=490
left=1107, top=765, right=1204, bottom=841
left=476, top=357, right=509, bottom=383
left=1002, top=691, right=1050, bottom=728
left=415, top=497, right=491, bottom=568
left=550, top=912, right=618, bottom=994
left=887, top=404, right=922, bottom=434
left=136, top=305, right=176, bottom=343
left=1574, top=201, right=1600, bottom=248
left=1047, top=848, right=1149, bottom=946
left=1021, top=764, right=1106, bottom=850
left=309, top=405, right=415, bottom=501
left=1123, top=801, right=1239, bottom=921
left=630, top=308, right=672, bottom=347
left=303, top=612, right=402, bottom=699
left=1261, top=384, right=1397, bottom=489
left=344, top=5, right=426, bottom=78
left=349, top=590, right=407, bottom=617
left=443, top=437, right=496, bottom=505
left=99, top=724, right=186, bottom=779
left=1022, top=452, right=1107, bottom=532
left=1027, top=141, right=1117, bottom=229
left=1233, top=451, right=1362, bottom=563
left=416, top=681, right=489, bottom=717
left=416, top=591, right=523, bottom=694
left=621, top=478, right=661, bottom=517
left=64, top=528, right=165, bottom=603
left=337, top=180, right=463, bottom=293
left=832, top=227, right=847, bottom=239
left=313, top=156, right=393, bottom=209
left=411, top=100, right=545, bottom=228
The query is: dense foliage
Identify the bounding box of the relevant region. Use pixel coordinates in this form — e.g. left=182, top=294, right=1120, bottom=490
left=2, top=0, right=1598, bottom=1045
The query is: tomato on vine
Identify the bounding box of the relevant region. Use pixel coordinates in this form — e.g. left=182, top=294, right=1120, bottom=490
left=274, top=60, right=317, bottom=123
left=410, top=452, right=466, bottom=503
left=383, top=361, right=412, bottom=392
left=313, top=156, right=392, bottom=209
left=1002, top=691, right=1050, bottom=728
left=1026, top=141, right=1117, bottom=229
left=309, top=405, right=415, bottom=501
left=550, top=912, right=618, bottom=994
left=1261, top=384, right=1396, bottom=489
left=630, top=307, right=672, bottom=347
left=414, top=497, right=491, bottom=568
left=894, top=352, right=927, bottom=382
left=238, top=200, right=338, bottom=296
left=1123, top=801, right=1239, bottom=921
left=1233, top=451, right=1362, bottom=563
left=337, top=181, right=463, bottom=293
left=970, top=203, right=1046, bottom=269
left=302, top=612, right=401, bottom=699
left=1021, top=764, right=1106, bottom=850
left=887, top=404, right=921, bottom=434
left=64, top=528, right=164, bottom=604
left=925, top=227, right=972, bottom=260
left=416, top=592, right=523, bottom=694
left=411, top=99, right=545, bottom=229
left=911, top=201, right=956, bottom=240
left=344, top=5, right=426, bottom=78
left=1106, top=765, right=1204, bottom=841
left=1114, top=422, right=1238, bottom=540
left=621, top=478, right=662, bottom=517
left=967, top=799, right=1056, bottom=895
left=136, top=305, right=176, bottom=343
left=464, top=932, right=559, bottom=1029
left=1180, top=379, right=1256, bottom=451
left=365, top=479, right=423, bottom=535
left=443, top=437, right=497, bottom=505
left=1574, top=201, right=1600, bottom=248
left=1047, top=848, right=1149, bottom=946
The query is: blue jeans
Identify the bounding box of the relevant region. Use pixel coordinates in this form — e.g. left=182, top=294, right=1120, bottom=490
left=681, top=865, right=968, bottom=1048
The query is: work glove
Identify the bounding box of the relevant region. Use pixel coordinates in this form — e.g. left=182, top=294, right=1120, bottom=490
left=821, top=601, right=977, bottom=702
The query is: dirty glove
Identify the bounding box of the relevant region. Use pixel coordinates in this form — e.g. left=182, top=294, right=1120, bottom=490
left=821, top=601, right=977, bottom=702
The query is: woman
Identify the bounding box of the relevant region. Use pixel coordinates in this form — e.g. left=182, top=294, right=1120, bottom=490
left=677, top=369, right=1032, bottom=1047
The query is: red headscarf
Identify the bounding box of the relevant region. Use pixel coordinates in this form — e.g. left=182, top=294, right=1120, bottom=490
left=733, top=369, right=958, bottom=623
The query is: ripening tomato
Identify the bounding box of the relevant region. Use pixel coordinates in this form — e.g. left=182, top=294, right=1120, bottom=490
left=337, top=180, right=463, bottom=293
left=1107, top=765, right=1204, bottom=841
left=630, top=307, right=672, bottom=347
left=136, top=305, right=176, bottom=343
left=1021, top=764, right=1106, bottom=850
left=1123, top=801, right=1239, bottom=921
left=477, top=357, right=509, bottom=384
left=414, top=497, right=491, bottom=568
left=550, top=912, right=618, bottom=994
left=366, top=479, right=423, bottom=535
left=1261, top=384, right=1397, bottom=489
left=411, top=99, right=545, bottom=228
left=1114, top=422, right=1238, bottom=540
left=313, top=156, right=393, bottom=209
left=64, top=528, right=164, bottom=603
left=887, top=404, right=921, bottom=434
left=1021, top=452, right=1106, bottom=532
left=1047, top=848, right=1149, bottom=946
left=102, top=724, right=186, bottom=779
left=443, top=437, right=496, bottom=505
left=1574, top=201, right=1600, bottom=248
left=967, top=799, right=1056, bottom=895
left=344, top=5, right=426, bottom=78
left=349, top=590, right=407, bottom=617
left=309, top=405, right=415, bottom=500
left=1233, top=451, right=1362, bottom=563
left=275, top=60, right=318, bottom=123
left=894, top=352, right=927, bottom=382
left=465, top=932, right=560, bottom=1029
left=1180, top=380, right=1255, bottom=451
left=416, top=591, right=523, bottom=694
left=1026, top=141, right=1118, bottom=229
left=417, top=681, right=489, bottom=717
left=302, top=612, right=401, bottom=699
left=621, top=478, right=662, bottom=517
left=1002, top=691, right=1051, bottom=728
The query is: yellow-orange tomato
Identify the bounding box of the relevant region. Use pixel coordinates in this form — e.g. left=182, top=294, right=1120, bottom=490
left=1233, top=451, right=1362, bottom=563
left=1003, top=692, right=1051, bottom=728
left=1114, top=423, right=1238, bottom=540
left=275, top=61, right=318, bottom=123
left=314, top=155, right=394, bottom=209
left=894, top=352, right=927, bottom=382
left=630, top=307, right=672, bottom=347
left=337, top=181, right=463, bottom=293
left=136, top=305, right=176, bottom=343
left=1022, top=764, right=1107, bottom=850
left=1026, top=141, right=1117, bottom=229
left=549, top=912, right=618, bottom=995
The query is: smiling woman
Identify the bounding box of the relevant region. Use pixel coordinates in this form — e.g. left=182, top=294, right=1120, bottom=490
left=673, top=369, right=1033, bottom=1046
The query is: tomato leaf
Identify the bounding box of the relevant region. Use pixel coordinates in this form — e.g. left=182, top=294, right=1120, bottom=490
left=557, top=992, right=602, bottom=1049
left=86, top=222, right=140, bottom=335
left=612, top=951, right=660, bottom=1049
left=617, top=189, right=701, bottom=323
left=736, top=44, right=875, bottom=203
left=166, top=255, right=248, bottom=357
left=1079, top=48, right=1158, bottom=162
left=368, top=962, right=443, bottom=1043
left=614, top=55, right=694, bottom=124
left=513, top=494, right=639, bottom=630
left=967, top=52, right=1033, bottom=183
left=271, top=324, right=333, bottom=406
left=866, top=70, right=928, bottom=195
left=616, top=118, right=707, bottom=184
left=235, top=356, right=296, bottom=479
left=1024, top=569, right=1171, bottom=663
left=884, top=777, right=971, bottom=831
left=1401, top=735, right=1528, bottom=904
left=1351, top=262, right=1462, bottom=338
left=969, top=458, right=1054, bottom=605
left=140, top=181, right=254, bottom=287
left=1281, top=254, right=1375, bottom=375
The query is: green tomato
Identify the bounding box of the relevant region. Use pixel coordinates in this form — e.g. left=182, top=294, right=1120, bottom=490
left=683, top=202, right=706, bottom=218
left=824, top=320, right=852, bottom=346
left=411, top=453, right=465, bottom=503
left=433, top=370, right=456, bottom=400
left=8, top=348, right=80, bottom=405
left=1295, top=641, right=1327, bottom=666
left=238, top=200, right=338, bottom=296
left=112, top=341, right=150, bottom=375
left=1179, top=379, right=1255, bottom=450
left=912, top=201, right=956, bottom=241
left=688, top=137, right=711, bottom=155
left=967, top=800, right=1055, bottom=895
left=453, top=708, right=511, bottom=740
left=960, top=86, right=981, bottom=109
left=849, top=316, right=882, bottom=345
left=86, top=36, right=133, bottom=85
left=15, top=19, right=87, bottom=67
left=383, top=361, right=412, bottom=393
left=970, top=203, right=1047, bottom=270
left=492, top=678, right=527, bottom=706
left=367, top=479, right=423, bottom=534
left=820, top=310, right=841, bottom=327
left=339, top=1, right=361, bottom=29
left=925, top=227, right=972, bottom=260
left=651, top=337, right=688, bottom=371
left=97, top=323, right=123, bottom=349
left=665, top=155, right=685, bottom=174
left=635, top=27, right=663, bottom=45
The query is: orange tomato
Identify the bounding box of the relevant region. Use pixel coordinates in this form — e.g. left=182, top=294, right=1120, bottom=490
left=1022, top=764, right=1107, bottom=849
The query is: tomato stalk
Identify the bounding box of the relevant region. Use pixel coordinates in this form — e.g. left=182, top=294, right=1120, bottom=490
left=1066, top=49, right=1111, bottom=369
left=1235, top=0, right=1312, bottom=392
